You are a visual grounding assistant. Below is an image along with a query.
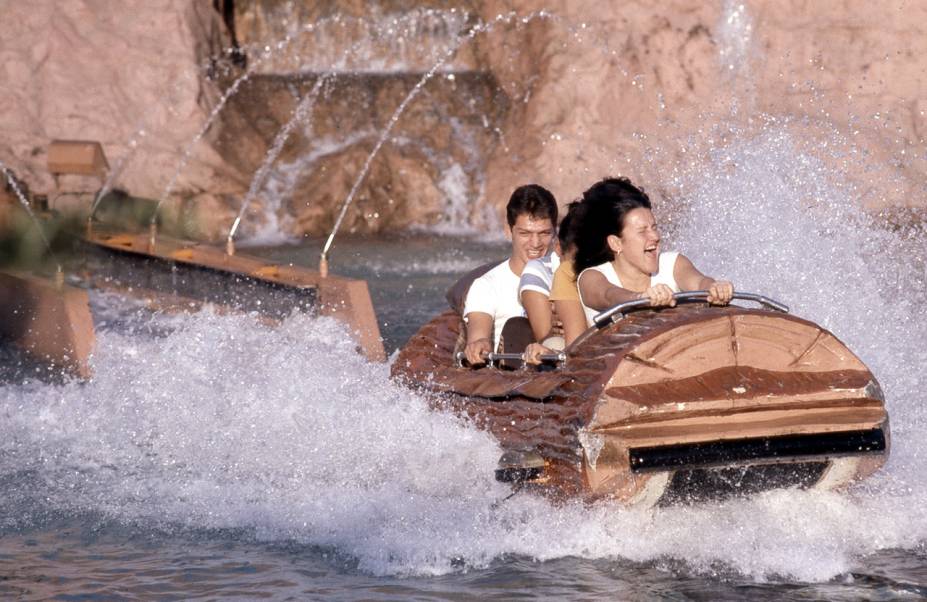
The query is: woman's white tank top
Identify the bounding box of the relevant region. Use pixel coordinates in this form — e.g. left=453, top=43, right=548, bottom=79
left=578, top=251, right=680, bottom=324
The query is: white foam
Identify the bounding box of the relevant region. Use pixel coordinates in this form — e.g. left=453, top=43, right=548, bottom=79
left=0, top=306, right=507, bottom=574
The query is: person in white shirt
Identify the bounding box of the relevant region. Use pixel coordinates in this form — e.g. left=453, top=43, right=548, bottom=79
left=462, top=184, right=558, bottom=365
left=573, top=177, right=733, bottom=319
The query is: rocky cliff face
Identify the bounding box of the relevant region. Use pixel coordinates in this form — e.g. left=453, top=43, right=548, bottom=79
left=475, top=0, right=927, bottom=213
left=0, top=1, right=923, bottom=241
left=218, top=70, right=504, bottom=239
left=0, top=0, right=247, bottom=237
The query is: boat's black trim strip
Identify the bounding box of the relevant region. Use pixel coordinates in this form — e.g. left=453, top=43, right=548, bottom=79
left=628, top=428, right=886, bottom=472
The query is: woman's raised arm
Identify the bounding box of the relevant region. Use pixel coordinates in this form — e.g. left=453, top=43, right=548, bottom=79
left=673, top=254, right=734, bottom=304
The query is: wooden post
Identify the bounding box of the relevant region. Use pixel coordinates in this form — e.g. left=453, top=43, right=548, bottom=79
left=0, top=271, right=96, bottom=379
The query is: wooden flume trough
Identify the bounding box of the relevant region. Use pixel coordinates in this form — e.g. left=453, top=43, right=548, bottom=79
left=0, top=139, right=385, bottom=377
left=0, top=226, right=386, bottom=376
left=392, top=293, right=889, bottom=505
left=82, top=228, right=385, bottom=362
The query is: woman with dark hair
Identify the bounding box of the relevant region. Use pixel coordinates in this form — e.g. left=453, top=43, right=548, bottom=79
left=547, top=201, right=588, bottom=345
left=575, top=177, right=733, bottom=323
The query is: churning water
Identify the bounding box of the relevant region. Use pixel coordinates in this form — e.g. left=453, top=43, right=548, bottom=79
left=2, top=122, right=927, bottom=599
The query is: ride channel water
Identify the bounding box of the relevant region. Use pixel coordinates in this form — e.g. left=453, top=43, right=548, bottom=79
left=2, top=119, right=927, bottom=598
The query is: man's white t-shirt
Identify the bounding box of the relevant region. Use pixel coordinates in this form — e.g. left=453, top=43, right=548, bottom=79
left=518, top=253, right=561, bottom=299
left=463, top=260, right=525, bottom=350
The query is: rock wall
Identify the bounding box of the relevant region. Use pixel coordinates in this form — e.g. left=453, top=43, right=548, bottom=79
left=219, top=71, right=505, bottom=238
left=476, top=0, right=927, bottom=212
left=1, top=0, right=924, bottom=242
left=0, top=0, right=242, bottom=238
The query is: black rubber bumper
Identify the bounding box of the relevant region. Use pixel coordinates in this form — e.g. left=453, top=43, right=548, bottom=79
left=628, top=428, right=887, bottom=473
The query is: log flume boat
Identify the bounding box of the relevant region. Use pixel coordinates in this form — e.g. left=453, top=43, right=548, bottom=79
left=391, top=292, right=890, bottom=506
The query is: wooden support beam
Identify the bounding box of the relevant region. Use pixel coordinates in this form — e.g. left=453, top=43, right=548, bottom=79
left=0, top=271, right=95, bottom=379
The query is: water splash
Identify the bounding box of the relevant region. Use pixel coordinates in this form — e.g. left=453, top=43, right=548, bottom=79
left=321, top=10, right=554, bottom=263
left=0, top=303, right=506, bottom=575
left=227, top=77, right=327, bottom=248
left=717, top=0, right=755, bottom=78
left=665, top=117, right=927, bottom=443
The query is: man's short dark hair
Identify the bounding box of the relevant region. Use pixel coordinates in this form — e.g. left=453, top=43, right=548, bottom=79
left=506, top=184, right=558, bottom=227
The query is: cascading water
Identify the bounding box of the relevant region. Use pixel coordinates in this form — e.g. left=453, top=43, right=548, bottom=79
left=321, top=11, right=555, bottom=264
left=144, top=10, right=504, bottom=246
left=153, top=14, right=370, bottom=231
left=227, top=76, right=328, bottom=247
left=243, top=7, right=473, bottom=74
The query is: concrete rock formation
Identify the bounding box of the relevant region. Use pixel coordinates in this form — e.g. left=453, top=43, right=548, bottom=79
left=0, top=0, right=924, bottom=241
left=0, top=0, right=241, bottom=239
left=476, top=0, right=927, bottom=213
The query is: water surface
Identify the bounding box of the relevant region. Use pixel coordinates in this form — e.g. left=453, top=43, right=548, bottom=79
left=2, top=126, right=927, bottom=600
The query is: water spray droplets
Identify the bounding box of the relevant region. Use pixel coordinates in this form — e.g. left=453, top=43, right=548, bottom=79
left=717, top=0, right=755, bottom=77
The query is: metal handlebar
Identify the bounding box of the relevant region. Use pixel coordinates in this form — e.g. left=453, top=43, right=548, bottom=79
left=455, top=350, right=566, bottom=368
left=592, top=291, right=790, bottom=329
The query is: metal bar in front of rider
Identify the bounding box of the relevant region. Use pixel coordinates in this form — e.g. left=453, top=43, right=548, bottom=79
left=592, top=291, right=790, bottom=329
left=455, top=351, right=566, bottom=367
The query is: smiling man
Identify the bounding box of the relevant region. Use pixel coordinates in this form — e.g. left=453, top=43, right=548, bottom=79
left=462, top=184, right=558, bottom=365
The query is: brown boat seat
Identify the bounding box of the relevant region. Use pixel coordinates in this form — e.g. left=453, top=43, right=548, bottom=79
left=445, top=260, right=504, bottom=314
left=497, top=316, right=534, bottom=369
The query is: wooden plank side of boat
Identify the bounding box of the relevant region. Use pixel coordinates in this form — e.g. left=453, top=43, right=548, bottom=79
left=391, top=303, right=890, bottom=505
left=577, top=305, right=888, bottom=503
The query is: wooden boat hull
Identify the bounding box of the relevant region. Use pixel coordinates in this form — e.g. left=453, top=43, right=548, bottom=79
left=391, top=303, right=889, bottom=505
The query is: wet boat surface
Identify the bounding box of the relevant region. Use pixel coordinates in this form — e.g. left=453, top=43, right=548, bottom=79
left=392, top=299, right=890, bottom=504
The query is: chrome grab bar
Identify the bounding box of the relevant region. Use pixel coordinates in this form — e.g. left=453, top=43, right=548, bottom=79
left=592, top=291, right=790, bottom=329
left=455, top=350, right=566, bottom=368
